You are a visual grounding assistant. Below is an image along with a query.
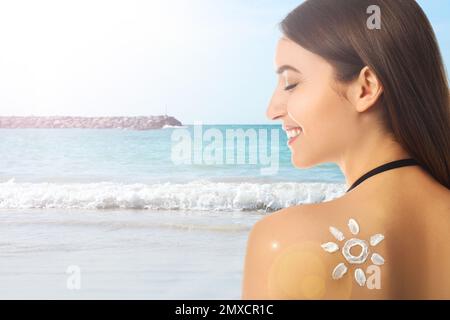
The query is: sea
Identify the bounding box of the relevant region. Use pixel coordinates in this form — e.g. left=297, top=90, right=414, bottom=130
left=0, top=125, right=347, bottom=299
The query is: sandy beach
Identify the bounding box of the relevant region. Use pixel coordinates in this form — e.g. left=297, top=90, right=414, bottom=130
left=0, top=208, right=261, bottom=299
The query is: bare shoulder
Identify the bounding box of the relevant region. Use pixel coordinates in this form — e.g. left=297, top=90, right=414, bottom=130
left=241, top=180, right=450, bottom=299
left=242, top=199, right=390, bottom=299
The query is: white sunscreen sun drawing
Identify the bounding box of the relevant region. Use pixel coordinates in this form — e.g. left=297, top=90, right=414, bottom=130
left=321, top=218, right=385, bottom=287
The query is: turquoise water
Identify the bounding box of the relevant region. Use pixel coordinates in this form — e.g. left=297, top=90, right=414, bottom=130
left=0, top=125, right=344, bottom=183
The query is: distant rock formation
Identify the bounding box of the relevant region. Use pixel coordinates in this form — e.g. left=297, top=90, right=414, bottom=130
left=0, top=116, right=183, bottom=130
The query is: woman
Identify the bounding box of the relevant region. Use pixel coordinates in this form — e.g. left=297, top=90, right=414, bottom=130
left=242, top=0, right=450, bottom=299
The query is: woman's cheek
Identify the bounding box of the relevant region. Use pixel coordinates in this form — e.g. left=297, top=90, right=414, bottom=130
left=289, top=90, right=328, bottom=137
left=313, top=92, right=355, bottom=159
left=292, top=89, right=345, bottom=160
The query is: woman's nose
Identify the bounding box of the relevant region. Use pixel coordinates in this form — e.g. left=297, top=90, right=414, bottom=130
left=266, top=91, right=287, bottom=121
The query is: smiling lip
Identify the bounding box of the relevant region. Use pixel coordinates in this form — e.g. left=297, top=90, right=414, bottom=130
left=288, top=134, right=300, bottom=146
left=283, top=126, right=303, bottom=146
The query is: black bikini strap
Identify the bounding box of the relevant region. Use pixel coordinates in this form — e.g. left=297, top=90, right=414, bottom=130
left=346, top=158, right=420, bottom=193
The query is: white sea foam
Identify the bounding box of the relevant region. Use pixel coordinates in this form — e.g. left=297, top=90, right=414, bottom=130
left=0, top=178, right=346, bottom=211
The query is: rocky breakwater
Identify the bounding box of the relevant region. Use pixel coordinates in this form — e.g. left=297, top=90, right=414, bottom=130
left=0, top=116, right=183, bottom=130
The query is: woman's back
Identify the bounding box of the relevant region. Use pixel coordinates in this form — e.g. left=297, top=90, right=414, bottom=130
left=242, top=165, right=450, bottom=299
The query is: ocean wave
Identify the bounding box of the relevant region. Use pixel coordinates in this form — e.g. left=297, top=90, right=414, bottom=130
left=0, top=178, right=346, bottom=211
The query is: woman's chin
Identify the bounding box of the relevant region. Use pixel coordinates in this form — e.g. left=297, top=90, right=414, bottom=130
left=291, top=154, right=316, bottom=169
left=291, top=156, right=307, bottom=168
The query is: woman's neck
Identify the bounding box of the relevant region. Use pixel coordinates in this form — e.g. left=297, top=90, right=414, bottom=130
left=336, top=130, right=412, bottom=191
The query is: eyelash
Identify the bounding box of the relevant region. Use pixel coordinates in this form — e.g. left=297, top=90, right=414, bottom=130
left=284, top=83, right=299, bottom=91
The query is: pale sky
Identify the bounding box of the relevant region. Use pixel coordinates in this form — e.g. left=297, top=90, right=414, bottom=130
left=0, top=0, right=448, bottom=124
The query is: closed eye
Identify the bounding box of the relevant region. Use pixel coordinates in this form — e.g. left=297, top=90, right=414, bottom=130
left=284, top=83, right=298, bottom=91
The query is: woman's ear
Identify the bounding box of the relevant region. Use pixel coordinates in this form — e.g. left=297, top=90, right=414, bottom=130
left=347, top=66, right=384, bottom=112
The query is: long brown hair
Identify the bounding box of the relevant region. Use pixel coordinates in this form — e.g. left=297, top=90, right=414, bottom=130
left=280, top=0, right=450, bottom=188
